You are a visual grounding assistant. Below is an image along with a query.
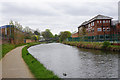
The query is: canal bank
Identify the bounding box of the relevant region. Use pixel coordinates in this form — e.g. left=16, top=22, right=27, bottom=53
left=22, top=42, right=59, bottom=79
left=63, top=41, right=120, bottom=52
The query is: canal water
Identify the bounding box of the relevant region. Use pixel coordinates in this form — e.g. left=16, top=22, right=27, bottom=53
left=28, top=43, right=119, bottom=78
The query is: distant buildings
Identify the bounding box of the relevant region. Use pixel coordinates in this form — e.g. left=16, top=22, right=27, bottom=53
left=118, top=1, right=120, bottom=23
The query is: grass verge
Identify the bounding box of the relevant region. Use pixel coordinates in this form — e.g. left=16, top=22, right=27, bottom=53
left=22, top=42, right=60, bottom=79
left=0, top=43, right=26, bottom=60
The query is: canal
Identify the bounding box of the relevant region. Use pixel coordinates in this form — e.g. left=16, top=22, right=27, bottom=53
left=28, top=43, right=119, bottom=78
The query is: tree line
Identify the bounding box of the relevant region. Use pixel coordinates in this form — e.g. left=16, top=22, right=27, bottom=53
left=9, top=20, right=72, bottom=42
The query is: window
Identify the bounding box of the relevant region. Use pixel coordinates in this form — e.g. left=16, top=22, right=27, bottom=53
left=91, top=23, right=92, bottom=26
left=100, top=21, right=101, bottom=23
left=88, top=30, right=91, bottom=33
left=109, top=20, right=110, bottom=23
left=5, top=28, right=7, bottom=35
left=10, top=27, right=11, bottom=35
left=106, top=35, right=110, bottom=39
left=103, top=20, right=105, bottom=23
left=107, top=28, right=110, bottom=31
left=97, top=28, right=101, bottom=31
left=97, top=21, right=99, bottom=23
left=106, top=20, right=108, bottom=23
left=103, top=28, right=105, bottom=31
left=93, top=22, right=94, bottom=26
left=92, top=29, right=94, bottom=32
left=88, top=24, right=90, bottom=27
left=100, top=35, right=104, bottom=39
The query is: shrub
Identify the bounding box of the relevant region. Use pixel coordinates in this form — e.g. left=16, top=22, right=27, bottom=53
left=102, top=41, right=111, bottom=49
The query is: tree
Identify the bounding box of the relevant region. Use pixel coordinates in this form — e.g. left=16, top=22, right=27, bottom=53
left=23, top=26, right=32, bottom=33
left=41, top=29, right=53, bottom=40
left=53, top=34, right=59, bottom=41
left=54, top=34, right=58, bottom=38
left=59, top=31, right=71, bottom=42
left=23, top=26, right=33, bottom=39
left=81, top=27, right=86, bottom=36
left=34, top=30, right=40, bottom=35
left=9, top=20, right=14, bottom=25
left=32, top=35, right=38, bottom=41
left=78, top=27, right=87, bottom=37
left=15, top=21, right=23, bottom=30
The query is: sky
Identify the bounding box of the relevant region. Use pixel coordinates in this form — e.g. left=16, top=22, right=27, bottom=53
left=0, top=0, right=120, bottom=35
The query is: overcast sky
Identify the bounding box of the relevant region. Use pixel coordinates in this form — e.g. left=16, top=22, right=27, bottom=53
left=0, top=0, right=120, bottom=34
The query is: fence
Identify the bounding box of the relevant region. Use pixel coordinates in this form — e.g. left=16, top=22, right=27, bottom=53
left=67, top=34, right=120, bottom=42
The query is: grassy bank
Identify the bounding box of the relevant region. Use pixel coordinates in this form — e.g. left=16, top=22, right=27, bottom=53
left=63, top=41, right=120, bottom=52
left=0, top=43, right=26, bottom=60
left=22, top=42, right=59, bottom=79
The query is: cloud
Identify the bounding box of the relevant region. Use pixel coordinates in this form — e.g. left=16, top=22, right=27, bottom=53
left=1, top=2, right=62, bottom=17
left=0, top=0, right=119, bottom=34
left=49, top=1, right=118, bottom=17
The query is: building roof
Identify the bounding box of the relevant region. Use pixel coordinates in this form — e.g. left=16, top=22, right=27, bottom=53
left=0, top=25, right=25, bottom=32
left=87, top=14, right=113, bottom=24
left=78, top=21, right=88, bottom=28
left=78, top=14, right=113, bottom=28
left=0, top=25, right=14, bottom=29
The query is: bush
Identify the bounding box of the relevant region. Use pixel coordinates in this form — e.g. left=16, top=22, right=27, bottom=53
left=102, top=41, right=111, bottom=49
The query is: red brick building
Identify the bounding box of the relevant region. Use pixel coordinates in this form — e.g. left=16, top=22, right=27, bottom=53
left=72, top=32, right=79, bottom=38
left=78, top=15, right=120, bottom=41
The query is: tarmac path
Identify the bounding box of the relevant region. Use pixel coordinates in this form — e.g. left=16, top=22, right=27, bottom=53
left=0, top=46, right=35, bottom=79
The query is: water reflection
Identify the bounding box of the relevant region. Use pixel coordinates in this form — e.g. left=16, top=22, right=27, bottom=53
left=28, top=43, right=119, bottom=78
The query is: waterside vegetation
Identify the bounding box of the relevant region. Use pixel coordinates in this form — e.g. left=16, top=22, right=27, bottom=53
left=63, top=41, right=120, bottom=52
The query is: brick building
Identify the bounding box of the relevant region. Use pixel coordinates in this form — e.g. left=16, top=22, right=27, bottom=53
left=0, top=25, right=25, bottom=44
left=71, top=32, right=79, bottom=38
left=78, top=15, right=120, bottom=41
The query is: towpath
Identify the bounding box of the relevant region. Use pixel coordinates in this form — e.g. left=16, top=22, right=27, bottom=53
left=0, top=46, right=35, bottom=79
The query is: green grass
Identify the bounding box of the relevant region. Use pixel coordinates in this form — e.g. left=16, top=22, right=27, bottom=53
left=1, top=43, right=26, bottom=60
left=22, top=42, right=60, bottom=79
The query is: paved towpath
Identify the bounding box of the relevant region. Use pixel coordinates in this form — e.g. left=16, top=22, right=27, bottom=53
left=0, top=46, right=35, bottom=79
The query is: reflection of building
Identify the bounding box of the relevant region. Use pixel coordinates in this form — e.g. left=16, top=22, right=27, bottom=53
left=118, top=1, right=120, bottom=23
